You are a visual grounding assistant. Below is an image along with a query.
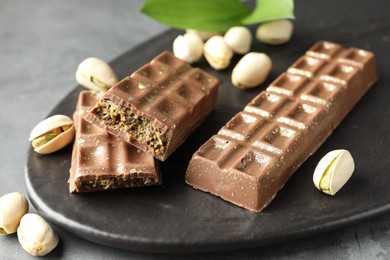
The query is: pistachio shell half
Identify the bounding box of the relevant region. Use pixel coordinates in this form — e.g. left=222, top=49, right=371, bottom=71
left=76, top=57, right=118, bottom=91
left=29, top=114, right=75, bottom=154
left=313, top=149, right=355, bottom=195
left=17, top=213, right=59, bottom=256
left=0, top=192, right=29, bottom=235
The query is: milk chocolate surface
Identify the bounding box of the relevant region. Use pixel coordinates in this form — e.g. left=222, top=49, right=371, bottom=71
left=186, top=41, right=378, bottom=212
left=84, top=51, right=220, bottom=161
left=69, top=91, right=161, bottom=193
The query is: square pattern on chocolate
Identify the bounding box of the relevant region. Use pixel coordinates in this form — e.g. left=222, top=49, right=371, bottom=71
left=85, top=51, right=219, bottom=161
left=186, top=41, right=377, bottom=212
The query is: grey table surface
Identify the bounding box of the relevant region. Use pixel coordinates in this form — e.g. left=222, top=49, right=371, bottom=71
left=1, top=0, right=389, bottom=259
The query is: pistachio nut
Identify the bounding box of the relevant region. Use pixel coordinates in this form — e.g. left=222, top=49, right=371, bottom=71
left=224, top=26, right=252, bottom=54
left=185, top=29, right=222, bottom=41
left=173, top=32, right=204, bottom=64
left=256, top=19, right=294, bottom=45
left=231, top=52, right=272, bottom=89
left=313, top=149, right=355, bottom=195
left=17, top=213, right=59, bottom=256
left=76, top=57, right=118, bottom=91
left=29, top=114, right=75, bottom=154
left=203, top=35, right=233, bottom=70
left=0, top=192, right=29, bottom=235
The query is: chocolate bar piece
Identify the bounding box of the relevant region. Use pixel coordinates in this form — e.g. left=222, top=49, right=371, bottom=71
left=69, top=91, right=161, bottom=193
left=84, top=51, right=220, bottom=161
left=185, top=41, right=377, bottom=212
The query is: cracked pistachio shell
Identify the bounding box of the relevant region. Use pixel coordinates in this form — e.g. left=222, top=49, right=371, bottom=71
left=224, top=26, right=252, bottom=54
left=173, top=32, right=204, bottom=64
left=17, top=213, right=59, bottom=256
left=256, top=19, right=293, bottom=45
left=76, top=57, right=118, bottom=91
left=29, top=114, right=75, bottom=154
left=0, top=192, right=29, bottom=235
left=203, top=35, right=233, bottom=70
left=231, top=52, right=272, bottom=89
left=313, top=149, right=355, bottom=195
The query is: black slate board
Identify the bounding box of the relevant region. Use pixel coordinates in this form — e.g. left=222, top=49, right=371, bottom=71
left=25, top=0, right=390, bottom=253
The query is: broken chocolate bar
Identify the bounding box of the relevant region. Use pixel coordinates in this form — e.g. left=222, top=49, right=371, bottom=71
left=185, top=41, right=378, bottom=212
left=69, top=91, right=161, bottom=193
left=84, top=51, right=220, bottom=161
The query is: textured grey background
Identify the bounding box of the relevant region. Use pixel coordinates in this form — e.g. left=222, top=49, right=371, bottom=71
left=1, top=0, right=389, bottom=259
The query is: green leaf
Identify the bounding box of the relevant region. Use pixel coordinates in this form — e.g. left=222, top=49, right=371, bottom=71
left=241, top=0, right=295, bottom=25
left=141, top=0, right=295, bottom=31
left=141, top=0, right=251, bottom=31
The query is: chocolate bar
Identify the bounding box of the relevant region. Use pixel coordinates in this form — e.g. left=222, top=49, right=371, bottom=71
left=69, top=91, right=161, bottom=193
left=84, top=51, right=220, bottom=161
left=185, top=41, right=377, bottom=212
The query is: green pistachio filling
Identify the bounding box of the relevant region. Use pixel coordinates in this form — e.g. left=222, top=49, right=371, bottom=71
left=80, top=176, right=157, bottom=190
left=96, top=100, right=167, bottom=155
